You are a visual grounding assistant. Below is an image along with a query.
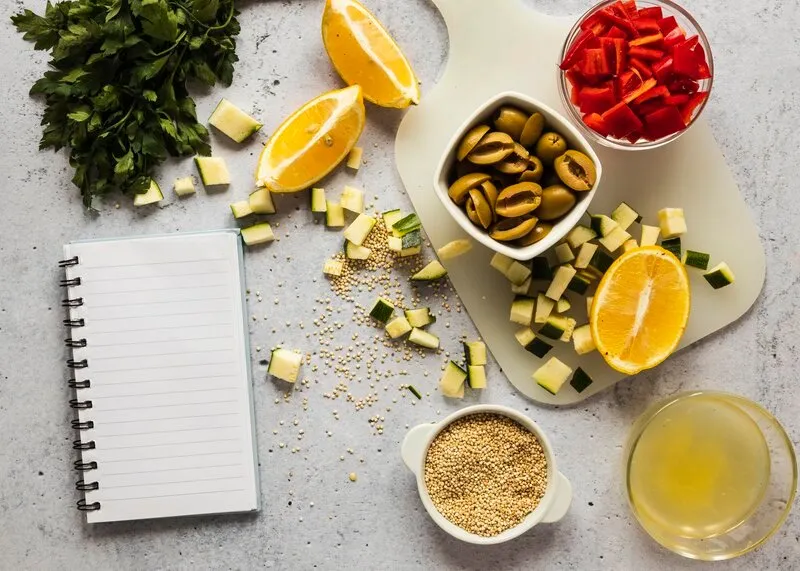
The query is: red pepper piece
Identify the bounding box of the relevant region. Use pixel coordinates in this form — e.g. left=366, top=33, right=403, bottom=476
left=579, top=86, right=618, bottom=114
left=676, top=35, right=700, bottom=51
left=629, top=57, right=653, bottom=78
left=633, top=18, right=661, bottom=34
left=632, top=99, right=665, bottom=117
left=668, top=76, right=699, bottom=94
left=629, top=32, right=664, bottom=47
left=652, top=56, right=674, bottom=83
left=637, top=6, right=663, bottom=20
left=583, top=113, right=612, bottom=137
left=580, top=10, right=604, bottom=31
left=629, top=46, right=664, bottom=61
left=664, top=94, right=690, bottom=106
left=616, top=0, right=639, bottom=19
left=622, top=77, right=657, bottom=104
left=625, top=131, right=643, bottom=144
left=658, top=16, right=679, bottom=34
left=571, top=86, right=581, bottom=105
left=673, top=43, right=711, bottom=80
left=612, top=38, right=628, bottom=75
left=580, top=48, right=612, bottom=81
left=680, top=91, right=708, bottom=125
left=565, top=66, right=585, bottom=89
left=633, top=84, right=670, bottom=105
left=599, top=37, right=617, bottom=71
left=663, top=27, right=686, bottom=48
left=644, top=106, right=686, bottom=139
left=602, top=101, right=643, bottom=138
left=617, top=69, right=643, bottom=97
left=597, top=7, right=638, bottom=36
left=560, top=29, right=596, bottom=70
left=606, top=25, right=628, bottom=39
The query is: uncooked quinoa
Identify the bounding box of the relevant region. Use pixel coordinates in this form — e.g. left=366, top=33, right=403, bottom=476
left=423, top=413, right=548, bottom=537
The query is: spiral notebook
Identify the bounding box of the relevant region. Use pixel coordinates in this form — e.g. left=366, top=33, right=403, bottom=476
left=61, top=230, right=260, bottom=523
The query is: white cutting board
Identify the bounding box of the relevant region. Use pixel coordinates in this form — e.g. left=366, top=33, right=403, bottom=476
left=395, top=0, right=766, bottom=404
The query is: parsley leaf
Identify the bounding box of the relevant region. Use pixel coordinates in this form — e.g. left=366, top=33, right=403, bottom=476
left=12, top=0, right=241, bottom=210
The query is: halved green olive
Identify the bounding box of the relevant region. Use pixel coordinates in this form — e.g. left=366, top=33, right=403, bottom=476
left=520, top=112, right=545, bottom=147
left=535, top=132, right=568, bottom=165
left=456, top=124, right=490, bottom=162
left=493, top=106, right=529, bottom=140
left=465, top=197, right=481, bottom=227
left=448, top=173, right=491, bottom=205
left=517, top=222, right=553, bottom=246
left=467, top=132, right=515, bottom=165
left=495, top=182, right=542, bottom=218
left=468, top=189, right=493, bottom=229
left=519, top=155, right=544, bottom=182
left=479, top=180, right=499, bottom=215
left=554, top=150, right=597, bottom=191
left=489, top=216, right=538, bottom=242
left=495, top=143, right=530, bottom=174
left=537, top=184, right=576, bottom=221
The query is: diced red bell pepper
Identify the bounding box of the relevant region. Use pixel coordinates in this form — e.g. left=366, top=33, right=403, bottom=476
left=629, top=57, right=653, bottom=78
left=652, top=56, right=674, bottom=83
left=637, top=6, right=663, bottom=20
left=597, top=7, right=638, bottom=36
left=600, top=37, right=627, bottom=76
left=663, top=27, right=686, bottom=48
left=644, top=106, right=686, bottom=139
left=673, top=43, right=711, bottom=80
left=668, top=77, right=699, bottom=94
left=565, top=66, right=585, bottom=90
left=658, top=16, right=679, bottom=34
left=633, top=84, right=670, bottom=105
left=615, top=0, right=639, bottom=19
left=580, top=10, right=604, bottom=31
left=606, top=26, right=628, bottom=39
left=602, top=101, right=643, bottom=138
left=570, top=86, right=581, bottom=105
left=625, top=131, right=643, bottom=144
left=632, top=99, right=665, bottom=117
left=599, top=37, right=618, bottom=73
left=560, top=29, right=596, bottom=70
left=629, top=32, right=664, bottom=47
left=677, top=35, right=700, bottom=51
left=664, top=94, right=690, bottom=106
left=583, top=113, right=612, bottom=137
left=617, top=69, right=643, bottom=97
left=680, top=91, right=708, bottom=125
left=629, top=46, right=664, bottom=61
left=580, top=48, right=613, bottom=81
left=622, top=77, right=657, bottom=104
left=579, top=86, right=618, bottom=114
left=632, top=18, right=661, bottom=34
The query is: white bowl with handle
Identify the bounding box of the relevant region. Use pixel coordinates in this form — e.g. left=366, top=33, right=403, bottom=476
left=433, top=91, right=603, bottom=261
left=401, top=404, right=572, bottom=544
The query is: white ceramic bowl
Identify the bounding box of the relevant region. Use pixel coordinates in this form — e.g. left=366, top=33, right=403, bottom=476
left=433, top=92, right=603, bottom=261
left=401, top=404, right=572, bottom=545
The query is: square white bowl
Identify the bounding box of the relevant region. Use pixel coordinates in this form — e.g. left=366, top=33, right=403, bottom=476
left=433, top=91, right=603, bottom=261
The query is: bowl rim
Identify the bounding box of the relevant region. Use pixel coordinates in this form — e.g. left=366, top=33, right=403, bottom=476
left=557, top=0, right=715, bottom=151
left=432, top=91, right=603, bottom=261
left=408, top=405, right=563, bottom=545
left=623, top=390, right=798, bottom=560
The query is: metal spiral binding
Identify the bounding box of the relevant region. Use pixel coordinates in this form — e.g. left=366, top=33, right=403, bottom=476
left=62, top=257, right=101, bottom=513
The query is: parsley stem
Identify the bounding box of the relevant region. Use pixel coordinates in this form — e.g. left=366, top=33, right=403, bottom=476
left=152, top=30, right=188, bottom=58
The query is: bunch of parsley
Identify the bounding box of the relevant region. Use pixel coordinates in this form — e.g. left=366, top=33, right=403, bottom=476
left=12, top=0, right=240, bottom=209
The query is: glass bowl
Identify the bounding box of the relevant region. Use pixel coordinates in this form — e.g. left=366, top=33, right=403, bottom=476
left=624, top=391, right=797, bottom=560
left=558, top=0, right=714, bottom=151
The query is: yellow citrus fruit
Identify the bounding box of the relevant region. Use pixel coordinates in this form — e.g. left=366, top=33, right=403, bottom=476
left=590, top=246, right=691, bottom=375
left=255, top=85, right=365, bottom=193
left=322, top=0, right=420, bottom=108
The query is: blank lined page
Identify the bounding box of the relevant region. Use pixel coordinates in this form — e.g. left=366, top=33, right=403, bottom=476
left=63, top=231, right=260, bottom=523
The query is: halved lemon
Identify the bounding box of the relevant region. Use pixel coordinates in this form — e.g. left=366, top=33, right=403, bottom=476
left=590, top=246, right=691, bottom=375
left=255, top=85, right=365, bottom=193
left=322, top=0, right=420, bottom=108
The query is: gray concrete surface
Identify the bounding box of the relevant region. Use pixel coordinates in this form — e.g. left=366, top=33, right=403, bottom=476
left=0, top=0, right=798, bottom=569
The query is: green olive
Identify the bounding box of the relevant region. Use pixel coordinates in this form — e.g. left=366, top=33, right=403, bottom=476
left=467, top=131, right=515, bottom=165
left=489, top=216, right=539, bottom=242
left=537, top=185, right=577, bottom=221
left=456, top=124, right=490, bottom=162
left=479, top=180, right=499, bottom=215
left=554, top=150, right=597, bottom=191
left=517, top=222, right=553, bottom=246
left=495, top=182, right=542, bottom=218
left=448, top=173, right=491, bottom=205
left=495, top=143, right=530, bottom=174
left=468, top=189, right=493, bottom=229
left=519, top=156, right=544, bottom=183
left=493, top=106, right=529, bottom=141
left=520, top=112, right=545, bottom=147
left=535, top=132, right=568, bottom=165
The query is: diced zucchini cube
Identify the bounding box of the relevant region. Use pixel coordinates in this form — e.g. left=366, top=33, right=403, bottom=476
left=598, top=226, right=631, bottom=252
left=531, top=256, right=553, bottom=280
left=565, top=225, right=598, bottom=249
left=640, top=224, right=661, bottom=247
left=326, top=201, right=346, bottom=227
left=556, top=298, right=571, bottom=313
left=311, top=188, right=327, bottom=213
left=490, top=252, right=515, bottom=274
left=267, top=348, right=302, bottom=383
left=591, top=214, right=619, bottom=237
left=409, top=328, right=439, bottom=349
left=682, top=250, right=710, bottom=270
left=341, top=185, right=364, bottom=214
left=343, top=214, right=376, bottom=246
left=133, top=180, right=164, bottom=206
left=658, top=208, right=687, bottom=238
left=344, top=241, right=371, bottom=260
left=574, top=242, right=598, bottom=269
left=230, top=200, right=253, bottom=219
left=661, top=237, right=682, bottom=260
left=533, top=357, right=573, bottom=395
left=369, top=297, right=394, bottom=323
left=572, top=324, right=596, bottom=355
left=323, top=259, right=344, bottom=276
left=464, top=341, right=487, bottom=366
left=437, top=239, right=472, bottom=260
left=505, top=260, right=532, bottom=286
left=555, top=243, right=575, bottom=265
left=570, top=367, right=594, bottom=393
left=511, top=276, right=533, bottom=295
left=173, top=176, right=196, bottom=197
left=194, top=156, right=230, bottom=187
left=611, top=202, right=640, bottom=230
left=208, top=99, right=262, bottom=143
left=467, top=365, right=487, bottom=389
left=703, top=262, right=735, bottom=289
left=411, top=260, right=448, bottom=281
left=510, top=296, right=535, bottom=326
left=385, top=316, right=412, bottom=338
left=346, top=146, right=363, bottom=171
left=405, top=308, right=434, bottom=328
left=249, top=188, right=276, bottom=214
left=241, top=223, right=275, bottom=246
left=439, top=361, right=466, bottom=398
left=535, top=293, right=555, bottom=324
left=546, top=265, right=577, bottom=301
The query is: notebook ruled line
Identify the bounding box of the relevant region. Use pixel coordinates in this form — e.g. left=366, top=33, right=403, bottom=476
left=99, top=425, right=241, bottom=438
left=98, top=438, right=241, bottom=451
left=87, top=296, right=231, bottom=309
left=101, top=475, right=244, bottom=490
left=91, top=360, right=236, bottom=374
left=93, top=374, right=237, bottom=386
left=95, top=488, right=247, bottom=502
left=101, top=463, right=242, bottom=477
left=88, top=309, right=231, bottom=322
left=86, top=270, right=229, bottom=283
left=80, top=257, right=228, bottom=270
left=100, top=412, right=240, bottom=425
left=100, top=450, right=243, bottom=464
left=90, top=335, right=232, bottom=348
left=86, top=283, right=230, bottom=295
left=90, top=349, right=234, bottom=362
left=97, top=399, right=239, bottom=413
left=90, top=386, right=240, bottom=399
left=89, top=323, right=233, bottom=335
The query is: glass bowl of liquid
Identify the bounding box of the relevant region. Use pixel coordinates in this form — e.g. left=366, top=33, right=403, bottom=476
left=625, top=391, right=797, bottom=560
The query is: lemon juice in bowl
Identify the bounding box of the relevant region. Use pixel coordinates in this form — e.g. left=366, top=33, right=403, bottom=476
left=625, top=391, right=797, bottom=560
